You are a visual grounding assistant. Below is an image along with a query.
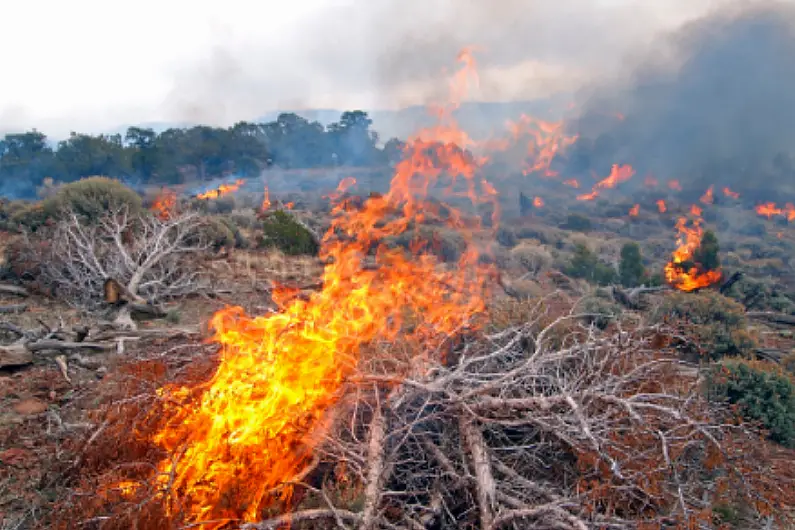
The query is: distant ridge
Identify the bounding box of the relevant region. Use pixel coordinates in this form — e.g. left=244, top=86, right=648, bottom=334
left=95, top=94, right=573, bottom=144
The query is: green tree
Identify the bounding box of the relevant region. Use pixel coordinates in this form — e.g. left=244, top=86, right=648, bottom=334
left=693, top=229, right=720, bottom=272
left=619, top=242, right=645, bottom=287
left=566, top=243, right=617, bottom=285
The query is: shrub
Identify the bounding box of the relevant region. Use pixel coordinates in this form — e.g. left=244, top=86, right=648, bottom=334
left=577, top=294, right=622, bottom=330
left=42, top=176, right=142, bottom=220
left=562, top=213, right=592, bottom=232
left=705, top=360, right=795, bottom=448
left=390, top=226, right=467, bottom=263
left=496, top=226, right=517, bottom=248
left=651, top=291, right=756, bottom=361
left=259, top=210, right=319, bottom=256
left=206, top=195, right=236, bottom=215
left=9, top=202, right=50, bottom=233
left=510, top=243, right=552, bottom=277
left=619, top=242, right=645, bottom=287
left=198, top=217, right=236, bottom=251
left=565, top=243, right=617, bottom=285
left=693, top=229, right=720, bottom=272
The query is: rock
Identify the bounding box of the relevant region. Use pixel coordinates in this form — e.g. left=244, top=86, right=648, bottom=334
left=12, top=397, right=48, bottom=415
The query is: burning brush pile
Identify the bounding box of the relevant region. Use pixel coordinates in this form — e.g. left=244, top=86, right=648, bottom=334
left=51, top=53, right=793, bottom=530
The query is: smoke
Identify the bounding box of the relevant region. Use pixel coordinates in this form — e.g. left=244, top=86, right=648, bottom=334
left=162, top=0, right=720, bottom=126
left=569, top=1, right=795, bottom=200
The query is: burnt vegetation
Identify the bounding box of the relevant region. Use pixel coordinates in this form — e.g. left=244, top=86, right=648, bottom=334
left=2, top=4, right=795, bottom=530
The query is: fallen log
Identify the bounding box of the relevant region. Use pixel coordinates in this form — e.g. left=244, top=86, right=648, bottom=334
left=0, top=341, right=33, bottom=367
left=754, top=348, right=787, bottom=363
left=746, top=312, right=795, bottom=327
left=0, top=304, right=27, bottom=314
left=26, top=340, right=115, bottom=354
left=0, top=284, right=29, bottom=297
left=719, top=271, right=743, bottom=295
left=611, top=285, right=670, bottom=309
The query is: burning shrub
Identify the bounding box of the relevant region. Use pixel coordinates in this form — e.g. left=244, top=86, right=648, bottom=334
left=651, top=291, right=757, bottom=361
left=692, top=229, right=720, bottom=272
left=389, top=226, right=467, bottom=263
left=259, top=210, right=320, bottom=256
left=41, top=176, right=143, bottom=222
left=706, top=360, right=795, bottom=448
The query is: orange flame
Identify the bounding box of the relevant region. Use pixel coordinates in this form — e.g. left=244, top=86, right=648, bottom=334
left=563, top=178, right=580, bottom=188
left=576, top=164, right=636, bottom=201
left=533, top=196, right=544, bottom=208
left=149, top=50, right=496, bottom=528
left=196, top=179, right=245, bottom=200
left=699, top=185, right=714, bottom=205
left=756, top=202, right=795, bottom=221
left=668, top=179, right=682, bottom=191
left=722, top=187, right=740, bottom=199
left=151, top=188, right=177, bottom=220
left=657, top=199, right=667, bottom=213
left=629, top=204, right=640, bottom=217
left=664, top=207, right=722, bottom=292
left=503, top=115, right=577, bottom=177
left=261, top=186, right=272, bottom=211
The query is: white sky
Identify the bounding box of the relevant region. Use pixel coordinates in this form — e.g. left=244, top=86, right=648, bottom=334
left=0, top=0, right=734, bottom=138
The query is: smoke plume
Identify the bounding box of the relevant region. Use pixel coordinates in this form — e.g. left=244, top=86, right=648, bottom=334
left=568, top=2, right=795, bottom=201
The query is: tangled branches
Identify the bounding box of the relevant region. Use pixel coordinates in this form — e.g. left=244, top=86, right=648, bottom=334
left=21, top=206, right=208, bottom=310
left=56, top=300, right=794, bottom=529
left=284, top=306, right=792, bottom=530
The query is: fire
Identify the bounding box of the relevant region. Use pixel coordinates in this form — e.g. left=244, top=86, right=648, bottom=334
left=196, top=179, right=245, bottom=200
left=629, top=204, right=640, bottom=217
left=700, top=185, right=714, bottom=205
left=668, top=180, right=682, bottom=191
left=563, top=178, right=580, bottom=188
left=149, top=50, right=495, bottom=527
left=664, top=207, right=722, bottom=292
left=691, top=204, right=702, bottom=217
left=533, top=196, right=544, bottom=208
left=261, top=186, right=272, bottom=211
left=723, top=187, right=740, bottom=199
left=657, top=199, right=667, bottom=213
left=756, top=202, right=795, bottom=221
left=151, top=188, right=177, bottom=220
left=500, top=115, right=577, bottom=177
left=576, top=163, right=636, bottom=201
left=644, top=175, right=658, bottom=188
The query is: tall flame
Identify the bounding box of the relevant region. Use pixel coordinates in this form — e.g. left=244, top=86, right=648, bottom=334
left=664, top=207, right=722, bottom=292
left=657, top=199, right=667, bottom=213
left=196, top=179, right=245, bottom=200
left=629, top=204, right=640, bottom=217
left=149, top=50, right=495, bottom=528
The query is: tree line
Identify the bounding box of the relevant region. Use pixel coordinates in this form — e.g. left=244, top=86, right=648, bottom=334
left=0, top=110, right=407, bottom=198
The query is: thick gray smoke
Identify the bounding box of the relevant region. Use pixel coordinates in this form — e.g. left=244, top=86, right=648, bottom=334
left=568, top=2, right=795, bottom=201
left=163, top=0, right=718, bottom=131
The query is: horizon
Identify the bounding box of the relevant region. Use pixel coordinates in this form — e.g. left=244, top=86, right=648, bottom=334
left=1, top=0, right=733, bottom=138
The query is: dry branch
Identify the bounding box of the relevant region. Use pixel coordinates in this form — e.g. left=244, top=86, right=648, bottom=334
left=0, top=283, right=29, bottom=297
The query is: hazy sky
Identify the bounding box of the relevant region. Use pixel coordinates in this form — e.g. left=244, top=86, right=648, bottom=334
left=0, top=0, right=735, bottom=137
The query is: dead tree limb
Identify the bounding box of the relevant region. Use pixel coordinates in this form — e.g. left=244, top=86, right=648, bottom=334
left=360, top=403, right=388, bottom=530
left=0, top=284, right=29, bottom=297
left=0, top=304, right=27, bottom=314
left=242, top=509, right=360, bottom=530
left=459, top=414, right=496, bottom=529
left=0, top=341, right=32, bottom=367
